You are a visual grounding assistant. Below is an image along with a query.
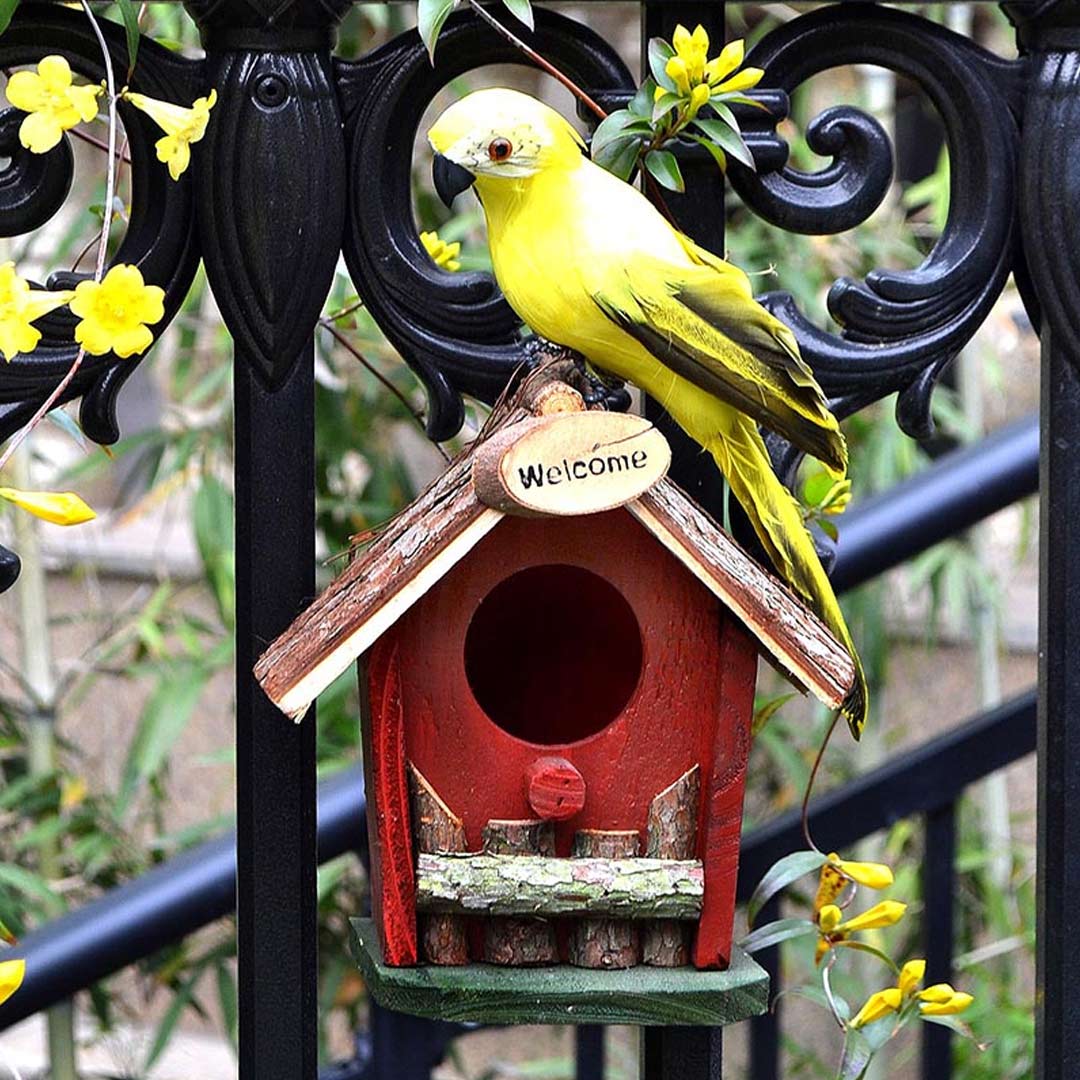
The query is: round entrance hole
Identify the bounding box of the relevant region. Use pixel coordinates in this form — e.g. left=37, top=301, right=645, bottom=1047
left=464, top=564, right=644, bottom=745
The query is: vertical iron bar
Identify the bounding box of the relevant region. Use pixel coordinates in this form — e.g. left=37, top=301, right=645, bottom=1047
left=1037, top=329, right=1080, bottom=1080
left=748, top=897, right=780, bottom=1080
left=575, top=1024, right=605, bottom=1080
left=641, top=1027, right=723, bottom=1080
left=235, top=343, right=318, bottom=1080
left=922, top=802, right=956, bottom=1080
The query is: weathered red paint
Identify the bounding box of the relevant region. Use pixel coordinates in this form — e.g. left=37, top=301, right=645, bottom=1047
left=526, top=756, right=587, bottom=821
left=361, top=642, right=417, bottom=966
left=362, top=510, right=761, bottom=968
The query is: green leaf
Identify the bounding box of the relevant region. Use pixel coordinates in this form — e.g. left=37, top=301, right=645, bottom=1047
left=644, top=148, right=684, bottom=192
left=739, top=917, right=817, bottom=954
left=591, top=110, right=642, bottom=156
left=802, top=470, right=835, bottom=508
left=717, top=92, right=770, bottom=111
left=593, top=135, right=641, bottom=181
left=752, top=692, right=796, bottom=736
left=115, top=0, right=140, bottom=77
left=145, top=970, right=202, bottom=1070
left=818, top=518, right=839, bottom=542
left=627, top=79, right=656, bottom=119
left=652, top=91, right=682, bottom=123
left=499, top=0, right=533, bottom=30
left=418, top=0, right=457, bottom=61
left=0, top=0, right=21, bottom=37
left=689, top=134, right=727, bottom=174
left=647, top=37, right=675, bottom=91
left=710, top=100, right=740, bottom=132
left=193, top=476, right=235, bottom=629
left=746, top=849, right=827, bottom=926
left=116, top=665, right=208, bottom=814
left=45, top=408, right=89, bottom=452
left=838, top=1029, right=873, bottom=1080
left=834, top=940, right=901, bottom=974
left=0, top=862, right=61, bottom=907
left=216, top=962, right=238, bottom=1049
left=693, top=117, right=755, bottom=170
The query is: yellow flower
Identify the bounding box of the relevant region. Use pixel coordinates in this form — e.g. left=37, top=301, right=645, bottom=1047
left=816, top=900, right=906, bottom=963
left=688, top=84, right=711, bottom=117
left=5, top=56, right=102, bottom=154
left=705, top=40, right=745, bottom=86
left=814, top=853, right=894, bottom=913
left=850, top=958, right=933, bottom=1029
left=899, top=958, right=927, bottom=996
left=0, top=263, right=74, bottom=361
left=0, top=488, right=96, bottom=526
left=122, top=89, right=217, bottom=180
left=918, top=984, right=974, bottom=1016
left=672, top=24, right=710, bottom=84
left=851, top=987, right=902, bottom=1029
left=0, top=958, right=24, bottom=1007
left=713, top=67, right=765, bottom=95
left=420, top=230, right=461, bottom=272
left=70, top=263, right=165, bottom=358
left=665, top=56, right=691, bottom=96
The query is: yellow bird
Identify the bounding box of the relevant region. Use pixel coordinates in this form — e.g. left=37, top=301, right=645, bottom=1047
left=428, top=87, right=867, bottom=736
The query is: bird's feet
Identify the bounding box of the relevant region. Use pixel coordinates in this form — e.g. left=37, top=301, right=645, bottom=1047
left=571, top=357, right=630, bottom=411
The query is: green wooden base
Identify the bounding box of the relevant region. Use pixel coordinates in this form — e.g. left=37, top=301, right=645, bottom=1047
left=350, top=918, right=769, bottom=1026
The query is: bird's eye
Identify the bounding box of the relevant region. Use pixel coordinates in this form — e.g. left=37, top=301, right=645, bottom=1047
left=488, top=137, right=513, bottom=162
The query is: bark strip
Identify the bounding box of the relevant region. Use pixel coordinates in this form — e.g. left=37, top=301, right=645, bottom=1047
left=407, top=763, right=468, bottom=965
left=480, top=819, right=558, bottom=966
left=643, top=766, right=700, bottom=967
left=569, top=830, right=641, bottom=969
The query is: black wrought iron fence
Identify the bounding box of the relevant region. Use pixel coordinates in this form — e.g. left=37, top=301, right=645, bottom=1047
left=0, top=0, right=1062, bottom=1074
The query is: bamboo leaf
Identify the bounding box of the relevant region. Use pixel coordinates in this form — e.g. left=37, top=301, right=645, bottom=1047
left=0, top=862, right=61, bottom=907
left=418, top=0, right=457, bottom=61
left=0, top=0, right=20, bottom=37
left=644, top=148, right=684, bottom=192
left=500, top=0, right=533, bottom=30
left=739, top=917, right=817, bottom=954
left=115, top=0, right=140, bottom=77
left=216, top=961, right=238, bottom=1049
left=746, top=849, right=827, bottom=926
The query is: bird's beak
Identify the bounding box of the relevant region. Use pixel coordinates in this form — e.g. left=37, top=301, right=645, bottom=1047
left=433, top=153, right=475, bottom=208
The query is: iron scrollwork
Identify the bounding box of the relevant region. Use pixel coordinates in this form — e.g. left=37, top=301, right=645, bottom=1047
left=732, top=5, right=1025, bottom=440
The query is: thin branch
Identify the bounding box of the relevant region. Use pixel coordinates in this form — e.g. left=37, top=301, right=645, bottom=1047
left=0, top=1, right=119, bottom=475
left=67, top=125, right=132, bottom=165
left=801, top=711, right=841, bottom=852
left=318, top=320, right=451, bottom=463
left=464, top=0, right=607, bottom=120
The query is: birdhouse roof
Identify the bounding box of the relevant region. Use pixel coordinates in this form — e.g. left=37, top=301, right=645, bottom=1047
left=255, top=372, right=856, bottom=722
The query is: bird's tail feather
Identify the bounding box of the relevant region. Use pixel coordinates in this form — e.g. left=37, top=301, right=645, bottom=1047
left=706, top=412, right=869, bottom=738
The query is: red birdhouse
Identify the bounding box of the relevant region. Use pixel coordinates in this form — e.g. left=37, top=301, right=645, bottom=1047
left=257, top=372, right=855, bottom=987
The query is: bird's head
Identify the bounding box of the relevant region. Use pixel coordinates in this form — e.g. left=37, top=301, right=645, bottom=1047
left=427, top=88, right=585, bottom=206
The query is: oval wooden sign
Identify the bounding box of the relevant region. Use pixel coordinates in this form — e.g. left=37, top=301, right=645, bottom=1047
left=473, top=412, right=671, bottom=517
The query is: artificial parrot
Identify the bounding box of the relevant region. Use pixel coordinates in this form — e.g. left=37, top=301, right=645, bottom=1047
left=428, top=87, right=867, bottom=736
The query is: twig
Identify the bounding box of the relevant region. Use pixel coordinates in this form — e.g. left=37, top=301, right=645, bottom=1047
left=67, top=125, right=132, bottom=165
left=801, top=711, right=841, bottom=852
left=464, top=0, right=607, bottom=120
left=0, top=2, right=119, bottom=475
left=318, top=320, right=451, bottom=463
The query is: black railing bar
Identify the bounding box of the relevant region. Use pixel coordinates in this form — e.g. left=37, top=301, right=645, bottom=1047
left=0, top=419, right=1038, bottom=1028
left=832, top=414, right=1038, bottom=593
left=922, top=801, right=958, bottom=1080
left=0, top=766, right=366, bottom=1026
left=737, top=689, right=1036, bottom=899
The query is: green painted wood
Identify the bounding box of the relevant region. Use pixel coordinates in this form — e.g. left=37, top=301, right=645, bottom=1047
left=350, top=918, right=769, bottom=1026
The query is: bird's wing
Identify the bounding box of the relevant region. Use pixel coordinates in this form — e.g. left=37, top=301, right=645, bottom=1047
left=590, top=244, right=847, bottom=476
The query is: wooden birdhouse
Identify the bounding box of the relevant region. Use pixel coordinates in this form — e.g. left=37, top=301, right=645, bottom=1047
left=256, top=364, right=855, bottom=1021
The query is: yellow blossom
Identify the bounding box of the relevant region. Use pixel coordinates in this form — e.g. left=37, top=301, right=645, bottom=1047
left=672, top=24, right=710, bottom=84
left=665, top=56, right=691, bottom=96
left=705, top=40, right=745, bottom=86
left=0, top=262, right=74, bottom=361
left=918, top=984, right=974, bottom=1016
left=688, top=84, right=711, bottom=117
left=851, top=987, right=902, bottom=1029
left=899, top=958, right=927, bottom=996
left=816, top=900, right=906, bottom=963
left=70, top=263, right=165, bottom=358
left=713, top=67, right=765, bottom=95
left=0, top=958, right=24, bottom=1007
left=420, top=230, right=461, bottom=272
left=122, top=89, right=217, bottom=180
left=0, top=488, right=96, bottom=526
left=5, top=56, right=102, bottom=154
left=814, top=853, right=894, bottom=912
